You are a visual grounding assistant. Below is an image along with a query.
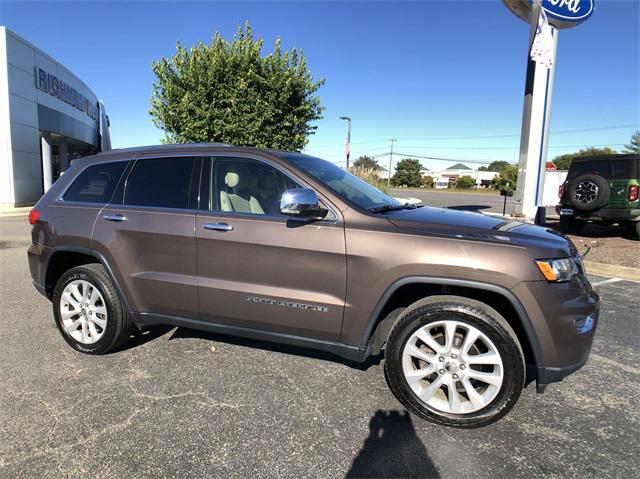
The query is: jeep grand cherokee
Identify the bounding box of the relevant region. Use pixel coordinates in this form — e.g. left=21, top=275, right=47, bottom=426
left=28, top=144, right=599, bottom=428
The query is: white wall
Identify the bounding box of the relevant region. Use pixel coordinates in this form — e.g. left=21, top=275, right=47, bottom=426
left=0, top=27, right=13, bottom=204
left=0, top=27, right=101, bottom=205
left=541, top=170, right=567, bottom=207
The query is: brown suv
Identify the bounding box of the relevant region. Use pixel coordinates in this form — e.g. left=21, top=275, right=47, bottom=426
left=28, top=144, right=599, bottom=427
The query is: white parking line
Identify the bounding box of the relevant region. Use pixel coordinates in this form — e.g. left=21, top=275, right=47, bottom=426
left=591, top=354, right=640, bottom=375
left=591, top=278, right=623, bottom=287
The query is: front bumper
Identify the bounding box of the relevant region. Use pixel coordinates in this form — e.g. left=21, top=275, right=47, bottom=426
left=536, top=353, right=591, bottom=393
left=512, top=275, right=600, bottom=392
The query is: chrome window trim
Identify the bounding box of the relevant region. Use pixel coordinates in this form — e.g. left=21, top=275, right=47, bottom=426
left=102, top=204, right=199, bottom=216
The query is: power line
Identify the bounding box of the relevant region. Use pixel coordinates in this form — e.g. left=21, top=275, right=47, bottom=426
left=382, top=153, right=496, bottom=165
left=394, top=125, right=637, bottom=142
left=311, top=123, right=637, bottom=147
left=391, top=143, right=626, bottom=151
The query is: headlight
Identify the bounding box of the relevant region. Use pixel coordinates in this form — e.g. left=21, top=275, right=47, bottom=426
left=535, top=258, right=579, bottom=282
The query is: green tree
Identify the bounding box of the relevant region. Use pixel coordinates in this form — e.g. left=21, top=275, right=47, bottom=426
left=552, top=146, right=618, bottom=170
left=491, top=165, right=518, bottom=191
left=351, top=166, right=388, bottom=193
left=623, top=130, right=640, bottom=154
left=392, top=159, right=424, bottom=187
left=351, top=155, right=382, bottom=171
left=150, top=22, right=324, bottom=150
left=423, top=175, right=434, bottom=188
left=477, top=166, right=489, bottom=171
left=486, top=161, right=511, bottom=172
left=457, top=175, right=476, bottom=189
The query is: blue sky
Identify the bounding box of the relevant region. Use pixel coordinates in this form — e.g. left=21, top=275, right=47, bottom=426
left=1, top=0, right=638, bottom=170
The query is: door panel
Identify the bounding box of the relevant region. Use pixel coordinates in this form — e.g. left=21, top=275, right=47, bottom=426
left=196, top=156, right=347, bottom=341
left=93, top=206, right=198, bottom=318
left=91, top=156, right=199, bottom=318
left=196, top=213, right=346, bottom=340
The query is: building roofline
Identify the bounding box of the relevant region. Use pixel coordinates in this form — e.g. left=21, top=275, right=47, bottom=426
left=1, top=26, right=99, bottom=101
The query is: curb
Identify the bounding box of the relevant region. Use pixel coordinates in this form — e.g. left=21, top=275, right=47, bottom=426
left=584, top=261, right=640, bottom=282
left=0, top=207, right=31, bottom=219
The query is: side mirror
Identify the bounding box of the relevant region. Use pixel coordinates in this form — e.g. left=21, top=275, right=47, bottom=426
left=280, top=189, right=328, bottom=220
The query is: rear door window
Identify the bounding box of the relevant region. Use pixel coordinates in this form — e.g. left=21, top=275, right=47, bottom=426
left=63, top=161, right=128, bottom=204
left=124, top=157, right=195, bottom=209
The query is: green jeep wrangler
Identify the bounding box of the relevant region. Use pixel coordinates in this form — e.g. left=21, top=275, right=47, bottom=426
left=556, top=154, right=640, bottom=238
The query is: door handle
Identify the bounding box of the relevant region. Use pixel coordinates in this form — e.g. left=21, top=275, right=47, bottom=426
left=203, top=222, right=234, bottom=232
left=103, top=214, right=127, bottom=222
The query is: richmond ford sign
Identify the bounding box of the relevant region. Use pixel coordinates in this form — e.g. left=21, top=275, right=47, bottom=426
left=504, top=0, right=594, bottom=28
left=35, top=67, right=98, bottom=120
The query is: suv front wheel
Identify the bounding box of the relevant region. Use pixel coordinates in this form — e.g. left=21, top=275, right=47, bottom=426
left=384, top=295, right=525, bottom=428
left=52, top=264, right=133, bottom=354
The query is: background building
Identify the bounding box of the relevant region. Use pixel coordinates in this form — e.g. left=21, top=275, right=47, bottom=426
left=0, top=26, right=110, bottom=207
left=429, top=164, right=498, bottom=189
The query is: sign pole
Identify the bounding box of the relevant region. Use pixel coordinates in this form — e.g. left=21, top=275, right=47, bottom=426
left=513, top=1, right=559, bottom=222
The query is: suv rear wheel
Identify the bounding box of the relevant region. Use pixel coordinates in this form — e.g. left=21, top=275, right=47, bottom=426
left=384, top=295, right=525, bottom=428
left=52, top=264, right=133, bottom=354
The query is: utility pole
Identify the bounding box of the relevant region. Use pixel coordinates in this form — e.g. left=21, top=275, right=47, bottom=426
left=387, top=139, right=397, bottom=187
left=339, top=116, right=352, bottom=170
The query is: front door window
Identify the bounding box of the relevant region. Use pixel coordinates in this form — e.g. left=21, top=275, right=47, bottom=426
left=210, top=158, right=300, bottom=217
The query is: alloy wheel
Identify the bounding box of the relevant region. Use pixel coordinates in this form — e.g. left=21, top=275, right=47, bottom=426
left=59, top=280, right=108, bottom=344
left=402, top=320, right=504, bottom=414
left=574, top=181, right=599, bottom=204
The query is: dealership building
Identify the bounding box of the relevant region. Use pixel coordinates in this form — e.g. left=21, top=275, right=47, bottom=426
left=0, top=26, right=110, bottom=207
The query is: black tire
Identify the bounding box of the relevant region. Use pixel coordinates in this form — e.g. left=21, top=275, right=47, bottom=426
left=52, top=264, right=133, bottom=354
left=567, top=174, right=610, bottom=212
left=558, top=216, right=585, bottom=235
left=635, top=222, right=640, bottom=240
left=384, top=295, right=525, bottom=428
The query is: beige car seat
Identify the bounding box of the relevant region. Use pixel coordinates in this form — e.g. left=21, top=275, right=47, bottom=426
left=220, top=171, right=264, bottom=214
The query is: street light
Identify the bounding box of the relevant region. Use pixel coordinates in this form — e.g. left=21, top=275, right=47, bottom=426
left=339, top=116, right=352, bottom=170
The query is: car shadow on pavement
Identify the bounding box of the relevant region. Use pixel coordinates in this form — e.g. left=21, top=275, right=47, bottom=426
left=112, top=325, right=175, bottom=353
left=547, top=220, right=636, bottom=239
left=346, top=410, right=440, bottom=478
left=167, top=326, right=383, bottom=371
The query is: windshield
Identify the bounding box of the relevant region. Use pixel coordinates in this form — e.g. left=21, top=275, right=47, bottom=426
left=282, top=153, right=401, bottom=211
left=569, top=157, right=639, bottom=180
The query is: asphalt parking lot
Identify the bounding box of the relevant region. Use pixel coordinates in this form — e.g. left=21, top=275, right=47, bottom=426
left=390, top=189, right=519, bottom=215
left=1, top=215, right=639, bottom=479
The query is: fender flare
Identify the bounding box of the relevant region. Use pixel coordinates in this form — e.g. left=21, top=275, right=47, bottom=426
left=357, top=276, right=543, bottom=366
left=45, top=245, right=133, bottom=314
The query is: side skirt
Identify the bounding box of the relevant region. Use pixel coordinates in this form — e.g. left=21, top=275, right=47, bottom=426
left=132, top=312, right=368, bottom=362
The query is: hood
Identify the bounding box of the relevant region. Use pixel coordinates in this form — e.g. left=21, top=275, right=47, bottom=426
left=386, top=206, right=576, bottom=257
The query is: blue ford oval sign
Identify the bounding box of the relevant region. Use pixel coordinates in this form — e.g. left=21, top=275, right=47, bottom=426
left=532, top=0, right=594, bottom=23
left=504, top=0, right=595, bottom=29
